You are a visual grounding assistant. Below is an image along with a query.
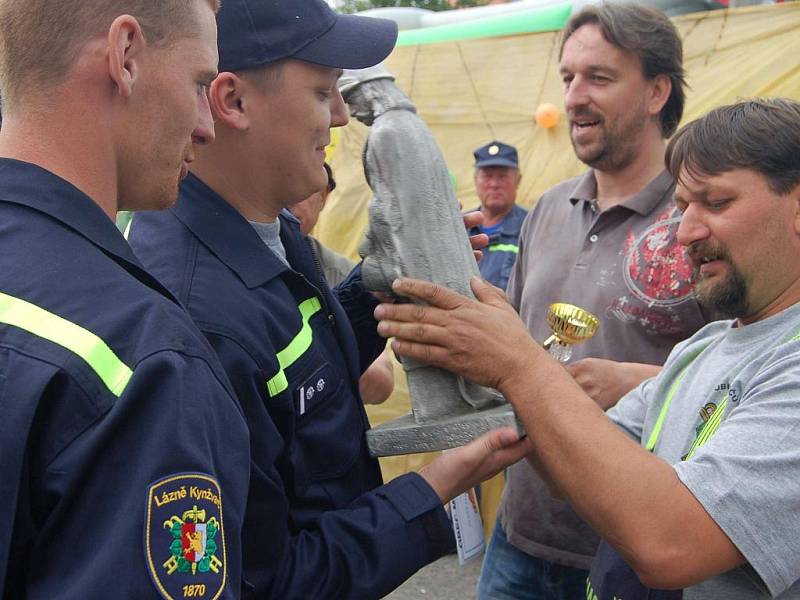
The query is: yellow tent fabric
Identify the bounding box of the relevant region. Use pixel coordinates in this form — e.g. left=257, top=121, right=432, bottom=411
left=315, top=3, right=800, bottom=538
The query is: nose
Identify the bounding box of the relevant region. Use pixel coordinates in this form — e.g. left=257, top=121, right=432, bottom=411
left=330, top=88, right=350, bottom=128
left=192, top=93, right=216, bottom=146
left=564, top=75, right=589, bottom=114
left=676, top=204, right=710, bottom=248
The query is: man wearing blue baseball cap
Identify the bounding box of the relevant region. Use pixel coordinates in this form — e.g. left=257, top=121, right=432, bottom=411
left=469, top=140, right=528, bottom=291
left=129, top=1, right=528, bottom=598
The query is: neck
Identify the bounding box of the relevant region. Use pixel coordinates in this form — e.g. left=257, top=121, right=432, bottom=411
left=481, top=205, right=513, bottom=227
left=0, top=104, right=118, bottom=220
left=739, top=275, right=800, bottom=326
left=191, top=139, right=281, bottom=223
left=594, top=128, right=666, bottom=211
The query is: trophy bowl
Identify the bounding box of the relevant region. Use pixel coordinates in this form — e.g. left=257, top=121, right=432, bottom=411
left=545, top=303, right=600, bottom=346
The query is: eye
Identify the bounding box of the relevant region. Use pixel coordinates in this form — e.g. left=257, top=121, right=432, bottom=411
left=707, top=198, right=732, bottom=211
left=561, top=74, right=574, bottom=87
left=590, top=74, right=610, bottom=83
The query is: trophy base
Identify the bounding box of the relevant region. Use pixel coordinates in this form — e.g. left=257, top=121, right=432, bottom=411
left=366, top=404, right=524, bottom=457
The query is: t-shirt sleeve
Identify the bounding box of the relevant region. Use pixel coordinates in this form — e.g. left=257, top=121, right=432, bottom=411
left=674, top=350, right=800, bottom=597
left=607, top=376, right=658, bottom=442
left=506, top=201, right=537, bottom=312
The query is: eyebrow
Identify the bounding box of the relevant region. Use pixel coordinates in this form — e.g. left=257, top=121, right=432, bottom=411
left=559, top=64, right=622, bottom=77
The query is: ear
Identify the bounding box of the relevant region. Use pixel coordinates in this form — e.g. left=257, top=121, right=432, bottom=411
left=647, top=73, right=672, bottom=118
left=208, top=73, right=251, bottom=131
left=792, top=184, right=800, bottom=237
left=107, top=15, right=146, bottom=98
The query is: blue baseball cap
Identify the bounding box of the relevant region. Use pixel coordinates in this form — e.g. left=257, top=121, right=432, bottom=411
left=473, top=141, right=519, bottom=169
left=216, top=0, right=399, bottom=73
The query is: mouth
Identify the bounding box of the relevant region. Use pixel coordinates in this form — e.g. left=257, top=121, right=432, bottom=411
left=697, top=254, right=721, bottom=265
left=691, top=253, right=727, bottom=280
left=572, top=120, right=601, bottom=129
left=179, top=159, right=192, bottom=181
left=569, top=117, right=602, bottom=141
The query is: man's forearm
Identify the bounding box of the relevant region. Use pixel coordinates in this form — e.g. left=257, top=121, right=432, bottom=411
left=499, top=354, right=741, bottom=587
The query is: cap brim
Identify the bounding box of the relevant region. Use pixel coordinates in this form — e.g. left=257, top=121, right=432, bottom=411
left=475, top=159, right=518, bottom=169
left=293, top=14, right=398, bottom=70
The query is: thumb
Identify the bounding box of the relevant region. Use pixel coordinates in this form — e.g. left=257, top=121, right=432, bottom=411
left=480, top=427, right=522, bottom=453
left=470, top=277, right=505, bottom=305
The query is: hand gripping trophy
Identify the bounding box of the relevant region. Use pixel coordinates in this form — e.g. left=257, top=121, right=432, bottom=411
left=338, top=66, right=521, bottom=456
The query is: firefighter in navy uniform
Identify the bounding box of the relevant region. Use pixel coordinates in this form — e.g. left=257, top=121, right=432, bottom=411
left=467, top=141, right=528, bottom=291
left=129, top=1, right=529, bottom=598
left=0, top=162, right=250, bottom=599
left=0, top=1, right=251, bottom=598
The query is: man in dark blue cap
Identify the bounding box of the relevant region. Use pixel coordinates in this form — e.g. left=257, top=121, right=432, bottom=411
left=469, top=140, right=528, bottom=291
left=129, top=1, right=529, bottom=598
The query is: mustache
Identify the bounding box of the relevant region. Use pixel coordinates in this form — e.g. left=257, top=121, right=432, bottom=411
left=685, top=241, right=731, bottom=264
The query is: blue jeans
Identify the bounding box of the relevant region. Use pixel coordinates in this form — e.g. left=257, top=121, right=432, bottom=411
left=477, top=518, right=589, bottom=600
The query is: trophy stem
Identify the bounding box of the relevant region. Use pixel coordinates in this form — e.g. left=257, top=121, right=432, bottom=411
left=547, top=340, right=573, bottom=363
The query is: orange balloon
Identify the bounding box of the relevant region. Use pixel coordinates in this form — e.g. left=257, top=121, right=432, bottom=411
left=535, top=103, right=560, bottom=129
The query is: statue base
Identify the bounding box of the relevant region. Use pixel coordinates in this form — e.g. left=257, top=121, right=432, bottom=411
left=366, top=404, right=523, bottom=457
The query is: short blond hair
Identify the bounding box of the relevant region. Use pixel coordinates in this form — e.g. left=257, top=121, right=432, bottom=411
left=0, top=0, right=220, bottom=110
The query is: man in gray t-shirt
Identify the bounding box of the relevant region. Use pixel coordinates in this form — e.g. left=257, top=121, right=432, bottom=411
left=608, top=304, right=800, bottom=598
left=375, top=98, right=800, bottom=598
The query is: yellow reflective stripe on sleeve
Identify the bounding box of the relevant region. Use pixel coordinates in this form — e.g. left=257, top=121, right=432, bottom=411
left=0, top=291, right=133, bottom=397
left=486, top=243, right=519, bottom=254
left=266, top=297, right=323, bottom=398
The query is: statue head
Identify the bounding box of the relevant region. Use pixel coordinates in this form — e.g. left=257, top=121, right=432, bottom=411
left=339, top=64, right=414, bottom=125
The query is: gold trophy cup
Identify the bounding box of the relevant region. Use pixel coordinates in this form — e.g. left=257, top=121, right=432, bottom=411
left=543, top=303, right=599, bottom=362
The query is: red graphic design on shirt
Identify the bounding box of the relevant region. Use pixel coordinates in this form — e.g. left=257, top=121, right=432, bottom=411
left=608, top=209, right=696, bottom=335
left=622, top=210, right=694, bottom=306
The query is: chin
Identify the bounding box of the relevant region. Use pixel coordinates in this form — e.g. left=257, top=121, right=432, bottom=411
left=141, top=186, right=181, bottom=212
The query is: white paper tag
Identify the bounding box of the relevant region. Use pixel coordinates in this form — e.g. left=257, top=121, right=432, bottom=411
left=448, top=488, right=485, bottom=565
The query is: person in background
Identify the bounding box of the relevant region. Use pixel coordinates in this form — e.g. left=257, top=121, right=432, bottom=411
left=468, top=140, right=528, bottom=291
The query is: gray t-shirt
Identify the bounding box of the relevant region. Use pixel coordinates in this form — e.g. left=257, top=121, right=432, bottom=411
left=501, top=170, right=709, bottom=568
left=249, top=218, right=289, bottom=267
left=610, top=301, right=800, bottom=598
left=307, top=236, right=356, bottom=287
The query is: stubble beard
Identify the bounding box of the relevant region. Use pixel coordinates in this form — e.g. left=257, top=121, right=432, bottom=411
left=572, top=103, right=648, bottom=173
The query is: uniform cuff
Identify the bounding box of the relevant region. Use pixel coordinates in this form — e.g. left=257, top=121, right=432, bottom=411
left=377, top=473, right=456, bottom=554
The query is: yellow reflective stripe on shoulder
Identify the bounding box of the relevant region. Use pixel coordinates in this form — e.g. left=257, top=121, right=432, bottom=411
left=266, top=297, right=323, bottom=398
left=645, top=342, right=712, bottom=452
left=487, top=243, right=519, bottom=254
left=0, top=291, right=133, bottom=397
left=645, top=365, right=690, bottom=452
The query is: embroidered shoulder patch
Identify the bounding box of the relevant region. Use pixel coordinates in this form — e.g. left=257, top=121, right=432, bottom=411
left=144, top=473, right=227, bottom=600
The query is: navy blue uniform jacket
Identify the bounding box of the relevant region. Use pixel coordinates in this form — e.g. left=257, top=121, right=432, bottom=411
left=130, top=174, right=454, bottom=600
left=469, top=203, right=528, bottom=291
left=0, top=160, right=250, bottom=599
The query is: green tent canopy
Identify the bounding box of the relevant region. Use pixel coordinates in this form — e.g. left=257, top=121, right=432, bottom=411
left=396, top=3, right=573, bottom=47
